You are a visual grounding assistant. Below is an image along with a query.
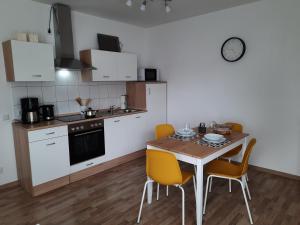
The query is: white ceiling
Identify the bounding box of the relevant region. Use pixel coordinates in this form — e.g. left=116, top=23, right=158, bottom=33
left=34, top=0, right=260, bottom=28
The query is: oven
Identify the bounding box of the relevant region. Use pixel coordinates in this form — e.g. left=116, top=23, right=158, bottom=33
left=68, top=119, right=105, bottom=165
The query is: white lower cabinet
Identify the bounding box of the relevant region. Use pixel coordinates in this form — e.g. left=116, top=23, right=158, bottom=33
left=29, top=134, right=70, bottom=186
left=104, top=113, right=148, bottom=159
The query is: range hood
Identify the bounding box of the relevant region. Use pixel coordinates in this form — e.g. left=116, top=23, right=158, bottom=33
left=52, top=3, right=95, bottom=71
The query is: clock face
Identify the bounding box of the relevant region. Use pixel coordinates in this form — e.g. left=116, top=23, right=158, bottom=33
left=221, top=37, right=246, bottom=62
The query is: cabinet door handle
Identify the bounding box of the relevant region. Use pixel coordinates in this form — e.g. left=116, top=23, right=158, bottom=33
left=114, top=120, right=120, bottom=123
left=135, top=116, right=141, bottom=119
left=148, top=88, right=151, bottom=95
left=125, top=75, right=131, bottom=78
left=46, top=132, right=55, bottom=135
left=46, top=142, right=56, bottom=146
left=86, top=162, right=94, bottom=166
left=32, top=74, right=42, bottom=78
left=103, top=75, right=110, bottom=78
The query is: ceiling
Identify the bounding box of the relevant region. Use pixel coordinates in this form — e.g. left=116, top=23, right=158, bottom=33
left=34, top=0, right=260, bottom=28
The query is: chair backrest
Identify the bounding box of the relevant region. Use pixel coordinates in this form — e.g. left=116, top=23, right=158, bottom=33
left=155, top=124, right=175, bottom=139
left=240, top=138, right=256, bottom=175
left=146, top=149, right=182, bottom=185
left=225, top=122, right=243, bottom=133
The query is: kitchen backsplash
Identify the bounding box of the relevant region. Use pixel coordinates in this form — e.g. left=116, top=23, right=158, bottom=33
left=11, top=71, right=126, bottom=119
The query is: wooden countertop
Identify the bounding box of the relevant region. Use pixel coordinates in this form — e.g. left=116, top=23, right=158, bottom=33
left=13, top=109, right=147, bottom=131
left=147, top=131, right=249, bottom=159
left=13, top=120, right=67, bottom=131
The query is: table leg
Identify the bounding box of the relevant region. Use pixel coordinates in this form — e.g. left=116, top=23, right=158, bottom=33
left=196, top=161, right=203, bottom=225
left=147, top=177, right=153, bottom=204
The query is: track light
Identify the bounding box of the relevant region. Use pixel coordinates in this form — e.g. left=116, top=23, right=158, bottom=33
left=126, top=0, right=172, bottom=13
left=140, top=0, right=146, bottom=11
left=126, top=0, right=132, bottom=7
left=165, top=4, right=171, bottom=13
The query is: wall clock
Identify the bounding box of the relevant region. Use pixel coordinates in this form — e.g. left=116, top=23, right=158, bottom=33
left=221, top=37, right=246, bottom=62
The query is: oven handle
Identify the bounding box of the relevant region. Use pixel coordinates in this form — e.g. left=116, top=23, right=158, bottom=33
left=73, top=129, right=103, bottom=137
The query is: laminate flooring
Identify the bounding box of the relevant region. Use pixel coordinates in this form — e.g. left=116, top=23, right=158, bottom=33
left=0, top=157, right=299, bottom=225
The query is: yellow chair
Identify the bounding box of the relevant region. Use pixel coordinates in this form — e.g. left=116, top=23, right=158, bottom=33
left=215, top=122, right=245, bottom=193
left=203, top=138, right=256, bottom=224
left=155, top=123, right=175, bottom=139
left=154, top=123, right=175, bottom=199
left=137, top=149, right=195, bottom=225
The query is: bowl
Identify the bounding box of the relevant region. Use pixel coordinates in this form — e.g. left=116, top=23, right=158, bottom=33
left=204, top=133, right=224, bottom=141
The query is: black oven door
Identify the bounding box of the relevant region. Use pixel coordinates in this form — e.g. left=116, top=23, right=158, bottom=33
left=69, top=128, right=105, bottom=165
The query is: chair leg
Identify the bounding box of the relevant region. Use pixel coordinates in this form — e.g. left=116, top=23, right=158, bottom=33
left=178, top=186, right=185, bottom=225
left=203, top=175, right=211, bottom=215
left=243, top=175, right=251, bottom=200
left=166, top=185, right=169, bottom=197
left=228, top=159, right=232, bottom=192
left=192, top=175, right=197, bottom=200
left=137, top=180, right=153, bottom=223
left=156, top=183, right=160, bottom=201
left=209, top=177, right=213, bottom=192
left=238, top=179, right=253, bottom=224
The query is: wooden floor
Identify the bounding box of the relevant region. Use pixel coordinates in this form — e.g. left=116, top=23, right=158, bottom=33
left=0, top=157, right=300, bottom=225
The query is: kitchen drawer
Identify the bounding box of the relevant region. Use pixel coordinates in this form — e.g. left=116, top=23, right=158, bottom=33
left=28, top=126, right=68, bottom=143
left=29, top=136, right=70, bottom=186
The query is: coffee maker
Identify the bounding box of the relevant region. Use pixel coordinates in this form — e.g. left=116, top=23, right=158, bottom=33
left=21, top=98, right=40, bottom=124
left=39, top=105, right=55, bottom=121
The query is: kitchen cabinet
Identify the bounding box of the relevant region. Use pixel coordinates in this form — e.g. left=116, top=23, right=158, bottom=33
left=2, top=40, right=55, bottom=82
left=80, top=49, right=137, bottom=81
left=116, top=53, right=137, bottom=81
left=104, top=113, right=148, bottom=159
left=127, top=82, right=167, bottom=139
left=13, top=124, right=70, bottom=196
left=29, top=136, right=70, bottom=186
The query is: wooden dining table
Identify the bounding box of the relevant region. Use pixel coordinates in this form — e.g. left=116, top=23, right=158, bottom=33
left=146, top=130, right=249, bottom=225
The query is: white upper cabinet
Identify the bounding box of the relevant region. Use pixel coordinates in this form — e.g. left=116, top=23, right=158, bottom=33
left=116, top=53, right=137, bottom=81
left=2, top=40, right=55, bottom=82
left=91, top=50, right=117, bottom=81
left=80, top=49, right=137, bottom=82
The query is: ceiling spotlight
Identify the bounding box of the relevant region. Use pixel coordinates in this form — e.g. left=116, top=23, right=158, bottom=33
left=140, top=0, right=146, bottom=11
left=165, top=4, right=171, bottom=13
left=126, top=0, right=132, bottom=7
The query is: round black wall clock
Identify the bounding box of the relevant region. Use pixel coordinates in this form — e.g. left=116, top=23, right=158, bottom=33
left=221, top=37, right=246, bottom=62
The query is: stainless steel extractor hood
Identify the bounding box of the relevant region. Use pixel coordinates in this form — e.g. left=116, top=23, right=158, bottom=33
left=52, top=3, right=95, bottom=71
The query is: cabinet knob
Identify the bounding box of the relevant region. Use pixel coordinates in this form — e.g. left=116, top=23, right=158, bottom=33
left=114, top=120, right=120, bottom=123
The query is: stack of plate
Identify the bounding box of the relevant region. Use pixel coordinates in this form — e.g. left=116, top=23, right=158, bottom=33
left=203, top=133, right=226, bottom=143
left=175, top=128, right=196, bottom=137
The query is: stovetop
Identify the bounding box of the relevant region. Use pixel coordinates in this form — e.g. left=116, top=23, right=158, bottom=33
left=56, top=114, right=95, bottom=122
left=56, top=109, right=141, bottom=123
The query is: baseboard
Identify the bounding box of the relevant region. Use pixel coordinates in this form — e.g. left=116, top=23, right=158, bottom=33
left=32, top=175, right=70, bottom=196
left=0, top=180, right=19, bottom=191
left=70, top=149, right=146, bottom=183
left=249, top=164, right=300, bottom=181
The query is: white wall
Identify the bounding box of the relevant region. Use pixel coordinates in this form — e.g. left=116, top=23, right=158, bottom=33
left=0, top=0, right=146, bottom=185
left=145, top=0, right=300, bottom=176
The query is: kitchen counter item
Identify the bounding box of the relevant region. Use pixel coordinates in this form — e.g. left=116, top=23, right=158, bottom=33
left=40, top=104, right=55, bottom=121
left=21, top=98, right=40, bottom=124
left=120, top=95, right=128, bottom=110
left=82, top=108, right=98, bottom=118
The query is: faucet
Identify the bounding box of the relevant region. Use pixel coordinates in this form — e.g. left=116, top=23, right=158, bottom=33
left=109, top=105, right=115, bottom=114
